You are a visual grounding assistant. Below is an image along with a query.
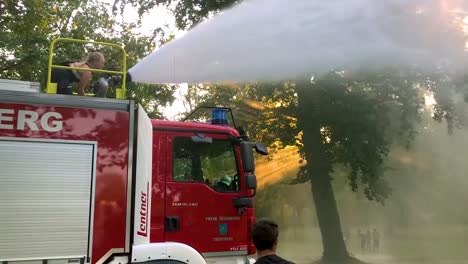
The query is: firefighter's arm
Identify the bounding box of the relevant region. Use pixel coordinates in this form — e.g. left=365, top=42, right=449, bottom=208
left=78, top=71, right=92, bottom=96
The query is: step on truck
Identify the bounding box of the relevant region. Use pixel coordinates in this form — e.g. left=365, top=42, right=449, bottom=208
left=0, top=38, right=267, bottom=264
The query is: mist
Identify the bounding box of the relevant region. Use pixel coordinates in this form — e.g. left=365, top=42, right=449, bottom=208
left=253, top=109, right=468, bottom=264
left=128, top=0, right=468, bottom=262
left=129, top=0, right=468, bottom=84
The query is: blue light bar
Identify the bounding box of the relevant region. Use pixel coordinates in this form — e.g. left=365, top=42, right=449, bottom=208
left=211, top=108, right=228, bottom=125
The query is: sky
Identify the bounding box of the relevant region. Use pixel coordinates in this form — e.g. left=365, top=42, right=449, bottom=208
left=97, top=0, right=180, bottom=35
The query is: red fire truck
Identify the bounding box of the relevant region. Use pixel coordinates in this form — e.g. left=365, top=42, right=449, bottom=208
left=0, top=39, right=267, bottom=264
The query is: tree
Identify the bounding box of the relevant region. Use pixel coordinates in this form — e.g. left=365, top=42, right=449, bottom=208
left=291, top=70, right=423, bottom=261
left=180, top=70, right=428, bottom=262
left=0, top=0, right=176, bottom=118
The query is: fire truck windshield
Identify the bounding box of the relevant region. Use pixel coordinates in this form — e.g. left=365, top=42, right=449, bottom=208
left=172, top=136, right=239, bottom=192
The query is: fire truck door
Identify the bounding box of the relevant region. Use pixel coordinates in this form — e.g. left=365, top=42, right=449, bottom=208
left=164, top=131, right=249, bottom=256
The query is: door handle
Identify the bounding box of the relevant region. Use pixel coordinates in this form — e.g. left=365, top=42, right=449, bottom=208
left=165, top=216, right=180, bottom=232
left=232, top=197, right=253, bottom=215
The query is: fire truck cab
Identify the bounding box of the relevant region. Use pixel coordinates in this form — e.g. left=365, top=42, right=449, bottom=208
left=0, top=39, right=266, bottom=264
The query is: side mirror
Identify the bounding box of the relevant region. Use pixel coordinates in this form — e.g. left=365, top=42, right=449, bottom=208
left=254, top=142, right=268, bottom=155
left=240, top=141, right=255, bottom=172
left=245, top=173, right=257, bottom=189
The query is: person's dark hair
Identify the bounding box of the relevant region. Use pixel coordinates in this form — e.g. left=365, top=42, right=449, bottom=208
left=251, top=218, right=279, bottom=251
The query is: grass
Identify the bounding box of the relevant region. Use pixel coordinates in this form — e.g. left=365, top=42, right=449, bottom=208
left=274, top=225, right=468, bottom=264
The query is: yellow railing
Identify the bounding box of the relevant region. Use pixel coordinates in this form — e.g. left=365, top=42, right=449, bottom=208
left=46, top=38, right=127, bottom=99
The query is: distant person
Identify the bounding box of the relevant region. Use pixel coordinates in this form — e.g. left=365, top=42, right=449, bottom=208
left=365, top=229, right=372, bottom=252
left=252, top=218, right=294, bottom=264
left=51, top=52, right=106, bottom=96
left=372, top=228, right=380, bottom=252
left=358, top=229, right=366, bottom=252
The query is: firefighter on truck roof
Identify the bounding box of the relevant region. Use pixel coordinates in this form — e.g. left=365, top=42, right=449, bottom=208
left=51, top=52, right=105, bottom=96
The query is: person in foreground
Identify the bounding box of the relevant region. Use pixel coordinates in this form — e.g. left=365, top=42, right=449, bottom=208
left=252, top=218, right=295, bottom=264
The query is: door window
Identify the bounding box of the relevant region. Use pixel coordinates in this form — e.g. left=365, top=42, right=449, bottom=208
left=172, top=136, right=239, bottom=192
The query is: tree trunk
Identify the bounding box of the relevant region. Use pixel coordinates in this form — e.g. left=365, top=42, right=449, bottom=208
left=302, top=126, right=350, bottom=260
left=309, top=169, right=349, bottom=260
left=296, top=81, right=351, bottom=261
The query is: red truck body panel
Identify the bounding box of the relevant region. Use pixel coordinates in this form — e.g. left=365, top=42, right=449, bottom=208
left=151, top=120, right=240, bottom=135
left=150, top=131, right=167, bottom=243
left=0, top=91, right=255, bottom=263
left=0, top=101, right=130, bottom=264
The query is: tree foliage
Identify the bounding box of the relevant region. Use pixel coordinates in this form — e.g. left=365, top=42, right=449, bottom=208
left=0, top=0, right=176, bottom=118
left=293, top=70, right=425, bottom=203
